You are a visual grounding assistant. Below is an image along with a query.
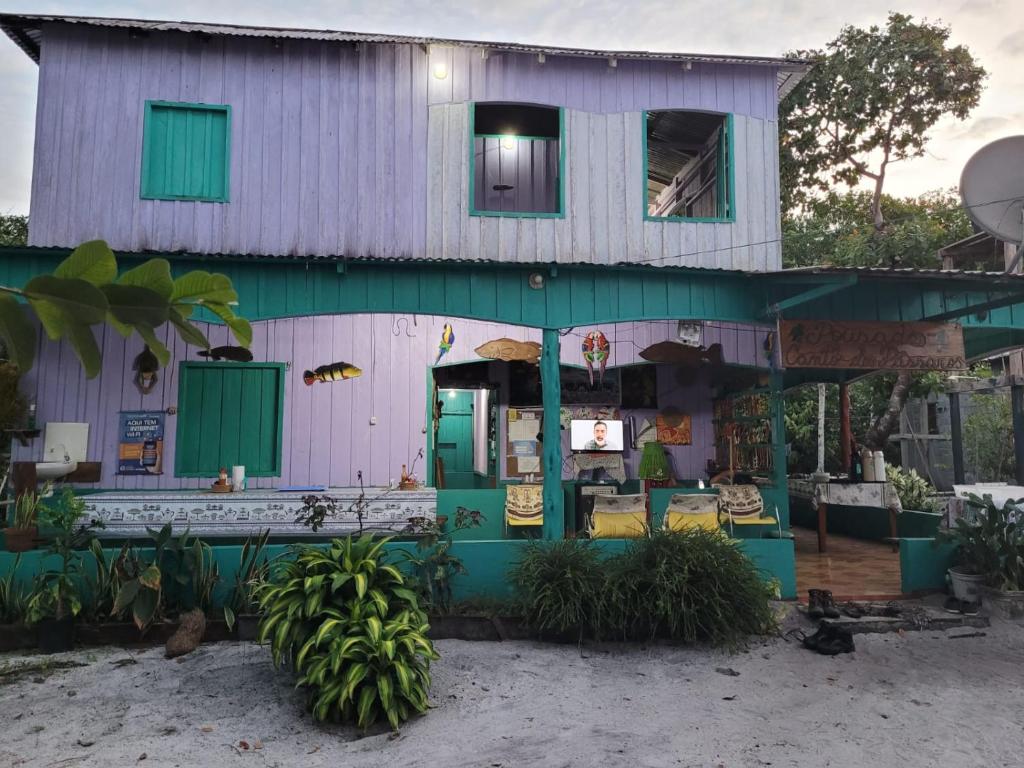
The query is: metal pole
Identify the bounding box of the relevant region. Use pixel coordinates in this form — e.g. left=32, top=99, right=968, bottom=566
left=949, top=391, right=965, bottom=485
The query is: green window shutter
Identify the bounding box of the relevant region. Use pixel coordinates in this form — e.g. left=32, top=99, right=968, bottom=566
left=141, top=101, right=231, bottom=202
left=175, top=362, right=285, bottom=477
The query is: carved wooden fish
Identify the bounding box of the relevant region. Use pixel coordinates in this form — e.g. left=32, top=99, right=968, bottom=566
left=474, top=338, right=542, bottom=364
left=303, top=362, right=362, bottom=385
left=197, top=346, right=254, bottom=362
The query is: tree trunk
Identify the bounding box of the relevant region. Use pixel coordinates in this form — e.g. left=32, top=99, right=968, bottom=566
left=864, top=371, right=912, bottom=450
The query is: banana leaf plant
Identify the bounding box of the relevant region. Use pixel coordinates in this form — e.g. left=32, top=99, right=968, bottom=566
left=0, top=239, right=251, bottom=377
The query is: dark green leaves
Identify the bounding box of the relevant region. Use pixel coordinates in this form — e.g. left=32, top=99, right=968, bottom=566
left=0, top=294, right=36, bottom=373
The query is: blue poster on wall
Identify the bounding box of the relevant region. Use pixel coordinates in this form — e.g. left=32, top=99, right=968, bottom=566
left=118, top=411, right=165, bottom=475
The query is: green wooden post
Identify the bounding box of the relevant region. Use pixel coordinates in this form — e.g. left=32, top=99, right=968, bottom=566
left=541, top=329, right=564, bottom=539
left=769, top=369, right=789, bottom=529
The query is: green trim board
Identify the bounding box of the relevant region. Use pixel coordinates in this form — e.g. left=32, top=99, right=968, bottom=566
left=174, top=361, right=286, bottom=477
left=643, top=110, right=736, bottom=223
left=141, top=100, right=231, bottom=202
left=469, top=103, right=566, bottom=219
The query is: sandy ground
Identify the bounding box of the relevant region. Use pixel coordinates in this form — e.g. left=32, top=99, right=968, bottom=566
left=2, top=607, right=1023, bottom=768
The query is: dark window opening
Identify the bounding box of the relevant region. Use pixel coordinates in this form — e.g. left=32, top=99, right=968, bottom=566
left=927, top=402, right=940, bottom=435
left=472, top=103, right=561, bottom=216
left=646, top=110, right=731, bottom=220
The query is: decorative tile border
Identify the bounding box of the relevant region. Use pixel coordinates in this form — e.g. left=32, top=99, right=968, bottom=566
left=81, top=487, right=437, bottom=538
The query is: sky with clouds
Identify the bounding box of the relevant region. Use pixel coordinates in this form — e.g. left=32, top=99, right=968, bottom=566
left=0, top=0, right=1019, bottom=216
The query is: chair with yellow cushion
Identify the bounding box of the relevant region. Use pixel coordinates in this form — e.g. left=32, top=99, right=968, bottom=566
left=663, top=493, right=721, bottom=533
left=713, top=484, right=781, bottom=537
left=588, top=493, right=648, bottom=539
left=505, top=483, right=544, bottom=534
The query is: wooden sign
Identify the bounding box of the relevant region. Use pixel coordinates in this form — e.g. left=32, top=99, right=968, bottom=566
left=779, top=320, right=966, bottom=371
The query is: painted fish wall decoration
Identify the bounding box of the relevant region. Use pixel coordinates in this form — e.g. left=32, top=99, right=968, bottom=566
left=303, top=362, right=363, bottom=386
left=435, top=323, right=455, bottom=365
left=132, top=345, right=160, bottom=395
left=197, top=346, right=254, bottom=363
left=474, top=338, right=542, bottom=364
left=582, top=330, right=610, bottom=386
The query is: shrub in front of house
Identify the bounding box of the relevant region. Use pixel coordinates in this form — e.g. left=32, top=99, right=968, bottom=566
left=512, top=529, right=777, bottom=647
left=256, top=534, right=438, bottom=731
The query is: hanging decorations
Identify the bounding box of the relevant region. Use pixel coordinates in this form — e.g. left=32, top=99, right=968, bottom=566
left=474, top=338, right=542, bottom=364
left=581, top=330, right=610, bottom=386
left=303, top=362, right=363, bottom=385
left=435, top=323, right=455, bottom=365
left=197, top=346, right=254, bottom=363
left=132, top=346, right=160, bottom=395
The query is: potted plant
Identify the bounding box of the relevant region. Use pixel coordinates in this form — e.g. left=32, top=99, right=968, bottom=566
left=24, top=488, right=101, bottom=653
left=4, top=485, right=48, bottom=552
left=223, top=528, right=271, bottom=640
left=938, top=493, right=1024, bottom=616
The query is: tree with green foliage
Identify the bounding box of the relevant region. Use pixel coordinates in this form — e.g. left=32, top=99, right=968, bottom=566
left=780, top=12, right=986, bottom=451
left=0, top=214, right=28, bottom=246
left=0, top=240, right=250, bottom=378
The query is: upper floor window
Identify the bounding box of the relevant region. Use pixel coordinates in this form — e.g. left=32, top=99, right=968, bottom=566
left=141, top=101, right=231, bottom=202
left=470, top=103, right=563, bottom=218
left=645, top=111, right=733, bottom=222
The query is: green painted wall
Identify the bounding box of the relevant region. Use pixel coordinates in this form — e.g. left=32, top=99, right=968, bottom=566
left=790, top=499, right=942, bottom=541
left=900, top=538, right=957, bottom=594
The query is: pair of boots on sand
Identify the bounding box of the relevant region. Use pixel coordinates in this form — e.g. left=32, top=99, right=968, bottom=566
left=807, top=588, right=840, bottom=619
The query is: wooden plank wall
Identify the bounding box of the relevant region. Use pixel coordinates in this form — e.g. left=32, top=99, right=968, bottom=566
left=428, top=106, right=780, bottom=270
left=28, top=24, right=780, bottom=270
left=13, top=314, right=767, bottom=489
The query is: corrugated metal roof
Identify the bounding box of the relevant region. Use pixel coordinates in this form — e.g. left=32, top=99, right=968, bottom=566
left=774, top=265, right=1024, bottom=285
left=0, top=13, right=812, bottom=96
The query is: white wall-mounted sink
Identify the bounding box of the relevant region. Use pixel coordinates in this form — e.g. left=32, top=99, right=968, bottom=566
left=36, top=461, right=78, bottom=480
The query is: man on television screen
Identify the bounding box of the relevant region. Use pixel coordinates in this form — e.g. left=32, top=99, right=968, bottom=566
left=583, top=421, right=616, bottom=450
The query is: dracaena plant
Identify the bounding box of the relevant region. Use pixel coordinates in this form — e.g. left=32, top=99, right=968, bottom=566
left=256, top=535, right=438, bottom=731
left=0, top=239, right=251, bottom=377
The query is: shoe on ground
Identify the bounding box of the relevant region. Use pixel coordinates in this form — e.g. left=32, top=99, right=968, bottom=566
left=943, top=596, right=963, bottom=614
left=807, top=589, right=825, bottom=620
left=960, top=600, right=980, bottom=616
left=801, top=622, right=830, bottom=652
left=820, top=589, right=841, bottom=619
left=801, top=621, right=856, bottom=655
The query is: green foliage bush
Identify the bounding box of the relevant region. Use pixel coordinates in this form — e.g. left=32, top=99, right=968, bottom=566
left=257, top=535, right=438, bottom=731
left=938, top=494, right=1024, bottom=590
left=885, top=463, right=937, bottom=513
left=512, top=531, right=777, bottom=647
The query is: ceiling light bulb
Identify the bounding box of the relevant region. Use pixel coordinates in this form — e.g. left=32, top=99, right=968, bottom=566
left=432, top=61, right=448, bottom=80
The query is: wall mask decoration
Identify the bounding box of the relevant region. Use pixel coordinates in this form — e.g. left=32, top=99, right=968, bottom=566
left=303, top=361, right=363, bottom=385
left=474, top=338, right=543, bottom=364
left=581, top=330, right=610, bottom=386
left=197, top=345, right=254, bottom=363
left=656, top=407, right=692, bottom=445
left=132, top=346, right=160, bottom=395
left=435, top=323, right=455, bottom=365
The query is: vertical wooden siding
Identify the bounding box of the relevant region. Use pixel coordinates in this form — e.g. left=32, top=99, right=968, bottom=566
left=28, top=24, right=780, bottom=269
left=429, top=106, right=780, bottom=269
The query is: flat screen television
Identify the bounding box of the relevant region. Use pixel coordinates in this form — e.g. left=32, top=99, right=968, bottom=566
left=570, top=419, right=625, bottom=452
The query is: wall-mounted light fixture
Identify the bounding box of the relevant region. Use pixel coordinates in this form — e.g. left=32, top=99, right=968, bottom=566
left=528, top=273, right=545, bottom=290
left=501, top=135, right=516, bottom=150
left=433, top=61, right=449, bottom=80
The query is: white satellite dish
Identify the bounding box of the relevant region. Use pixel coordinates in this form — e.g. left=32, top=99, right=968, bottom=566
left=959, top=135, right=1024, bottom=246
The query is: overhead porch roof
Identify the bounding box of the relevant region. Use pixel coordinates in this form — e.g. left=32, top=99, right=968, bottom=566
left=2, top=246, right=1022, bottom=387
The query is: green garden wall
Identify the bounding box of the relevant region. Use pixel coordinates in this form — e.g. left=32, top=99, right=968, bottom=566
left=790, top=498, right=941, bottom=541
left=900, top=538, right=957, bottom=594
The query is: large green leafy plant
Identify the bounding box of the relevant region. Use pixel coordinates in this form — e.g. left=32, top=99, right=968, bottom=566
left=885, top=463, right=938, bottom=513
left=0, top=239, right=251, bottom=377
left=401, top=506, right=483, bottom=615
left=938, top=494, right=1024, bottom=590
left=257, top=535, right=438, bottom=731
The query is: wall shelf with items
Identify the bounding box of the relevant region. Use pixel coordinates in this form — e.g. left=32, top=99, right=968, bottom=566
left=713, top=393, right=773, bottom=476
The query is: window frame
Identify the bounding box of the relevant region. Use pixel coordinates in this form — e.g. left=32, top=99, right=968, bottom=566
left=174, top=361, right=286, bottom=478
left=140, top=100, right=232, bottom=203
left=468, top=102, right=566, bottom=219
left=642, top=110, right=735, bottom=224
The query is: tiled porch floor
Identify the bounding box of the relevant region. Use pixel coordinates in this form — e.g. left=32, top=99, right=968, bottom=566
left=793, top=525, right=902, bottom=600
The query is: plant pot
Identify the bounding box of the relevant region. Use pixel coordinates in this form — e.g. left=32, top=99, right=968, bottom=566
left=981, top=587, right=1024, bottom=621
left=3, top=525, right=38, bottom=552
left=948, top=566, right=986, bottom=603
left=236, top=613, right=261, bottom=641
left=36, top=615, right=75, bottom=654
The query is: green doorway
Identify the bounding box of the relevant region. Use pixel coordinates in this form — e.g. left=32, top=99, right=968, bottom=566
left=436, top=388, right=495, bottom=489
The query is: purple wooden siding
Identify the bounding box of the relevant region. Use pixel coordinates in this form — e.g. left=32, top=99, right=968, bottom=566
left=13, top=315, right=768, bottom=488
left=28, top=23, right=778, bottom=262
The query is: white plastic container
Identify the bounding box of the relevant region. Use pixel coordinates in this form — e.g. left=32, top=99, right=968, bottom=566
left=861, top=448, right=875, bottom=482
left=232, top=465, right=246, bottom=491
left=873, top=451, right=886, bottom=483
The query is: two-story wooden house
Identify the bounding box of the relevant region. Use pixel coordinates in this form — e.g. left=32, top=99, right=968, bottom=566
left=4, top=14, right=1024, bottom=599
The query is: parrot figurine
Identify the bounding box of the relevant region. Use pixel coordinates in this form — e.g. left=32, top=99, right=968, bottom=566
left=582, top=330, right=610, bottom=387
left=435, top=323, right=455, bottom=365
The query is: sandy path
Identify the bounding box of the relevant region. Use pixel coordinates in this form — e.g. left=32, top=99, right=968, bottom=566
left=2, top=614, right=1023, bottom=768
